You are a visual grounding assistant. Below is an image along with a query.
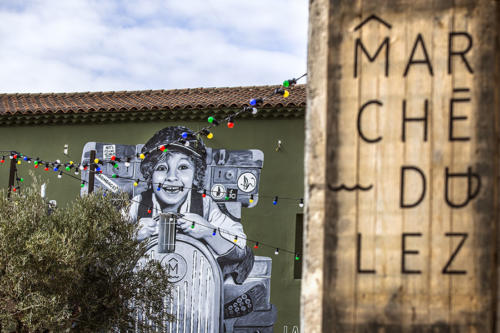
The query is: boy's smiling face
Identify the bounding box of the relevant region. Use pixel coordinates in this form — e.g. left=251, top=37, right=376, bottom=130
left=152, top=152, right=195, bottom=206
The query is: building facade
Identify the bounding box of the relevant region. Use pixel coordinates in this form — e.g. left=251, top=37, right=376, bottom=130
left=0, top=84, right=305, bottom=332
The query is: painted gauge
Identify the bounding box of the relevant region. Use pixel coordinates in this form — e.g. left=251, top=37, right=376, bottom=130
left=211, top=184, right=226, bottom=200
left=237, top=172, right=257, bottom=193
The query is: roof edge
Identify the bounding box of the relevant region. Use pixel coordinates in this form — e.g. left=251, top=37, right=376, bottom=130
left=0, top=106, right=305, bottom=127
left=0, top=84, right=305, bottom=98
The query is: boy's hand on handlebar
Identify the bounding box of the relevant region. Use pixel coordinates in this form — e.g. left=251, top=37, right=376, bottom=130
left=137, top=217, right=158, bottom=241
left=177, top=213, right=211, bottom=239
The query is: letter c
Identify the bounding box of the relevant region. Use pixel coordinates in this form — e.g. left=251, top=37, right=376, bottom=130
left=358, top=100, right=383, bottom=143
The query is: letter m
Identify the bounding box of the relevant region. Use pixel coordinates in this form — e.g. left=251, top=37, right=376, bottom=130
left=168, top=258, right=179, bottom=274
left=354, top=37, right=389, bottom=78
left=168, top=262, right=179, bottom=274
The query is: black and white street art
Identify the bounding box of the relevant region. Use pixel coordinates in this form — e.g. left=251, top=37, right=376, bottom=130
left=81, top=126, right=277, bottom=333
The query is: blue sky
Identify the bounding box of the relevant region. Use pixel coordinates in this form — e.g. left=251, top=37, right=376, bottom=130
left=0, top=0, right=308, bottom=93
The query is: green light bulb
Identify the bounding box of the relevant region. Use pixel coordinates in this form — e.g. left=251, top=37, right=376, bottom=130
left=19, top=178, right=24, bottom=182
left=114, top=163, right=119, bottom=168
left=208, top=116, right=214, bottom=123
left=65, top=166, right=70, bottom=171
left=283, top=80, right=290, bottom=87
left=112, top=174, right=117, bottom=178
left=295, top=255, right=300, bottom=261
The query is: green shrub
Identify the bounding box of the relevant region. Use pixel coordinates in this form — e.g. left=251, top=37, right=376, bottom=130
left=0, top=178, right=173, bottom=332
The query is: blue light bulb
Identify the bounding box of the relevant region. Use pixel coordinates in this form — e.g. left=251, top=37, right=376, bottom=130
left=250, top=98, right=263, bottom=106
left=181, top=132, right=188, bottom=139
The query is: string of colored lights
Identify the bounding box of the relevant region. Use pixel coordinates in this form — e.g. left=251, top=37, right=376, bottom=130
left=0, top=150, right=304, bottom=207
left=0, top=74, right=307, bottom=259
left=0, top=73, right=307, bottom=205
left=173, top=214, right=299, bottom=259
left=7, top=164, right=301, bottom=260
left=124, top=193, right=300, bottom=259
left=0, top=73, right=306, bottom=160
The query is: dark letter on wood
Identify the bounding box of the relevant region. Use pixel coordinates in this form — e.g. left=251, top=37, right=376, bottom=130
left=444, top=167, right=481, bottom=208
left=357, top=233, right=376, bottom=274
left=449, top=97, right=471, bottom=141
left=404, top=34, right=434, bottom=77
left=402, top=233, right=422, bottom=274
left=358, top=100, right=383, bottom=143
left=354, top=37, right=390, bottom=78
left=448, top=32, right=474, bottom=74
left=400, top=166, right=426, bottom=208
left=402, top=99, right=429, bottom=142
left=442, top=233, right=468, bottom=275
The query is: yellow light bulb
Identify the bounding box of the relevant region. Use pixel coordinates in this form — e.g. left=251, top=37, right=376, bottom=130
left=207, top=132, right=214, bottom=139
left=94, top=158, right=99, bottom=164
left=283, top=90, right=290, bottom=98
left=133, top=181, right=138, bottom=187
left=140, top=153, right=145, bottom=160
left=17, top=160, right=21, bottom=165
left=249, top=198, right=254, bottom=203
left=69, top=161, right=74, bottom=165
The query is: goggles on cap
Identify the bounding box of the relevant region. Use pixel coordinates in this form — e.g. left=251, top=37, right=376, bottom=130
left=142, top=138, right=204, bottom=159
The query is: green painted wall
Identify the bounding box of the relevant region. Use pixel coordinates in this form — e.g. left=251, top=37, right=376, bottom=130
left=0, top=117, right=304, bottom=330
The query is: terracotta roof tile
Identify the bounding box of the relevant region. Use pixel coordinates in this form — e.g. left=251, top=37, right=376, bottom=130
left=0, top=84, right=305, bottom=116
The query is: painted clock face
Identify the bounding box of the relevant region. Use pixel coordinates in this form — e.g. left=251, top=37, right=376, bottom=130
left=237, top=172, right=256, bottom=193
left=210, top=184, right=226, bottom=200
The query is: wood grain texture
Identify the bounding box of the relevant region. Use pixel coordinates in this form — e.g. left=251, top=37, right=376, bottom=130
left=304, top=0, right=500, bottom=331
left=302, top=1, right=330, bottom=333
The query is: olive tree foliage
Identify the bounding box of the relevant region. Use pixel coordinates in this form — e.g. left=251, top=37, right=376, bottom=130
left=0, top=178, right=173, bottom=332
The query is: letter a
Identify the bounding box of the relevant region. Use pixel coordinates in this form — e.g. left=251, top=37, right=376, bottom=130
left=404, top=34, right=433, bottom=76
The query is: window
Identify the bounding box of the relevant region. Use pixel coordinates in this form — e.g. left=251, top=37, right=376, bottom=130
left=294, top=213, right=303, bottom=279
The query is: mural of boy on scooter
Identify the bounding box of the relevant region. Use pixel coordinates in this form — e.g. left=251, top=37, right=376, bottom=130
left=81, top=125, right=276, bottom=331
left=128, top=126, right=255, bottom=284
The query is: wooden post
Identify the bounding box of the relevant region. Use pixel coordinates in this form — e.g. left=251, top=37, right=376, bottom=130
left=304, top=0, right=500, bottom=331
left=7, top=157, right=16, bottom=198
left=88, top=150, right=96, bottom=194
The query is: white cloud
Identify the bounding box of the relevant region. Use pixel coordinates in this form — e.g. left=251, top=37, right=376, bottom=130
left=0, top=0, right=308, bottom=93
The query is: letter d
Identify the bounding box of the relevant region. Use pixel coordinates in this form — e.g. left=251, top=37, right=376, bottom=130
left=400, top=166, right=426, bottom=208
